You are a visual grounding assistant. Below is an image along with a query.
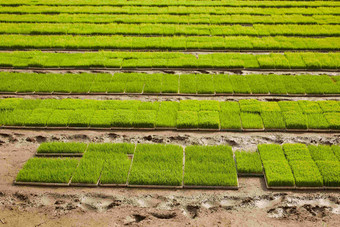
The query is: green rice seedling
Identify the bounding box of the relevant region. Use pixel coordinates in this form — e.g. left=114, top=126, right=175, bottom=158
left=87, top=143, right=135, bottom=154
left=245, top=75, right=269, bottom=94
left=184, top=145, right=237, bottom=186
left=156, top=101, right=178, bottom=128
left=197, top=74, right=214, bottom=94
left=198, top=111, right=220, bottom=129
left=256, top=55, right=275, bottom=69
left=264, top=74, right=287, bottom=94
left=15, top=99, right=41, bottom=110
left=283, top=112, right=307, bottom=129
left=262, top=160, right=295, bottom=187
left=306, top=114, right=330, bottom=129
left=258, top=144, right=286, bottom=161
left=317, top=101, right=340, bottom=112
left=284, top=52, right=306, bottom=69
left=289, top=161, right=323, bottom=187
left=177, top=111, right=198, bottom=129
left=46, top=110, right=73, bottom=127
left=261, top=111, right=285, bottom=129
left=129, top=144, right=183, bottom=186
left=220, top=101, right=240, bottom=113
left=89, top=74, right=111, bottom=93
left=37, top=142, right=87, bottom=154
left=278, top=101, right=302, bottom=113
left=132, top=110, right=156, bottom=128
left=0, top=98, right=22, bottom=110
left=315, top=161, right=340, bottom=187
left=179, top=100, right=200, bottom=111
left=90, top=110, right=114, bottom=128
left=38, top=99, right=61, bottom=109
left=16, top=158, right=78, bottom=183
left=235, top=151, right=263, bottom=174
left=240, top=112, right=263, bottom=129
left=161, top=74, right=178, bottom=93
left=213, top=74, right=233, bottom=94
left=106, top=73, right=126, bottom=93
left=283, top=143, right=312, bottom=161
left=1, top=109, right=32, bottom=126
left=280, top=75, right=305, bottom=95
left=111, top=110, right=135, bottom=127
left=239, top=99, right=261, bottom=113
left=229, top=75, right=251, bottom=94
left=100, top=153, right=131, bottom=184
left=199, top=100, right=220, bottom=111
left=99, top=100, right=141, bottom=110
left=68, top=109, right=95, bottom=127
left=332, top=145, right=340, bottom=161
left=125, top=73, right=145, bottom=93
left=179, top=74, right=196, bottom=94
left=308, top=145, right=337, bottom=161
left=143, top=74, right=162, bottom=94
left=72, top=143, right=133, bottom=184
left=298, top=101, right=323, bottom=114
left=324, top=113, right=340, bottom=129
left=219, top=111, right=241, bottom=130
left=71, top=158, right=105, bottom=184
left=25, top=109, right=53, bottom=127
left=296, top=75, right=337, bottom=94
left=138, top=101, right=160, bottom=111
left=261, top=102, right=281, bottom=112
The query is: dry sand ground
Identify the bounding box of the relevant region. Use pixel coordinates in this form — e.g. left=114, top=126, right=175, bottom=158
left=0, top=130, right=339, bottom=227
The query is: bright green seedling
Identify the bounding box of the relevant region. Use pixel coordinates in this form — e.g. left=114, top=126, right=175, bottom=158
left=289, top=161, right=323, bottom=187
left=16, top=158, right=78, bottom=183
left=308, top=145, right=337, bottom=161
left=128, top=144, right=183, bottom=186
left=235, top=151, right=263, bottom=174
left=283, top=143, right=313, bottom=161
left=184, top=145, right=238, bottom=186
left=258, top=144, right=286, bottom=161
left=240, top=112, right=263, bottom=129
left=262, top=160, right=295, bottom=187
left=37, top=142, right=87, bottom=153
left=315, top=161, right=340, bottom=187
left=331, top=145, right=340, bottom=161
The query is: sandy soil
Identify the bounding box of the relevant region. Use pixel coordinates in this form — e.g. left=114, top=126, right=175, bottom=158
left=0, top=130, right=339, bottom=227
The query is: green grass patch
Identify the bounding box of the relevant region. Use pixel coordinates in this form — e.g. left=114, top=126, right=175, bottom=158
left=282, top=143, right=312, bottom=161
left=258, top=144, right=286, bottom=161
left=16, top=158, right=78, bottom=183
left=240, top=112, right=263, bottom=129
left=315, top=161, right=340, bottom=187
left=128, top=144, right=183, bottom=186
left=37, top=142, right=87, bottom=154
left=184, top=145, right=238, bottom=186
left=289, top=161, right=323, bottom=187
left=262, top=160, right=295, bottom=187
left=308, top=145, right=337, bottom=161
left=235, top=151, right=263, bottom=174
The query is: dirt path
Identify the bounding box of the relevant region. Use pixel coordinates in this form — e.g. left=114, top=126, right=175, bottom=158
left=0, top=130, right=339, bottom=226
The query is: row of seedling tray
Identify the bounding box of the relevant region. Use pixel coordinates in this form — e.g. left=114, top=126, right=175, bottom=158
left=1, top=72, right=339, bottom=96
left=14, top=142, right=340, bottom=190
left=0, top=51, right=339, bottom=70
left=0, top=99, right=339, bottom=131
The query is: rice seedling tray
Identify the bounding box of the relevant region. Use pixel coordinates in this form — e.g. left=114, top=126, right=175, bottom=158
left=127, top=184, right=183, bottom=189
left=183, top=184, right=239, bottom=190
left=13, top=181, right=70, bottom=187
left=35, top=153, right=83, bottom=157
left=264, top=175, right=296, bottom=190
